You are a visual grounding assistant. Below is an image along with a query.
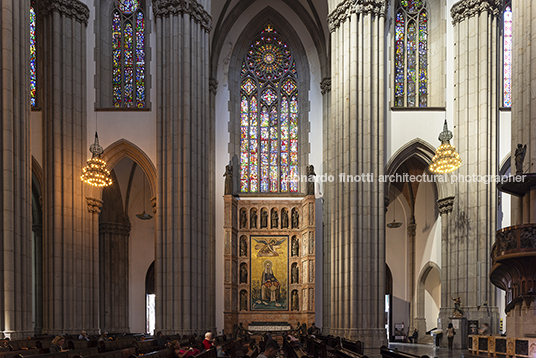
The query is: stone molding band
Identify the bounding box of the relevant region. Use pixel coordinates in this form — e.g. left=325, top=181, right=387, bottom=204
left=37, top=0, right=90, bottom=26
left=152, top=0, right=212, bottom=32
left=99, top=222, right=132, bottom=235
left=327, top=0, right=388, bottom=33
left=450, top=0, right=502, bottom=25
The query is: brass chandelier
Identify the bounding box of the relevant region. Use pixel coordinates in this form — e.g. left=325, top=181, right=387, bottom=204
left=81, top=132, right=113, bottom=187
left=429, top=120, right=462, bottom=174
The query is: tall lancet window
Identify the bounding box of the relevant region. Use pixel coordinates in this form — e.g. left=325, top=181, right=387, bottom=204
left=30, top=6, right=36, bottom=107
left=240, top=24, right=299, bottom=193
left=503, top=1, right=512, bottom=108
left=394, top=0, right=428, bottom=107
left=112, top=0, right=145, bottom=108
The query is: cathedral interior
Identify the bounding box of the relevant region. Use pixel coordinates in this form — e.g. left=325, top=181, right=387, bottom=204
left=2, top=0, right=536, bottom=350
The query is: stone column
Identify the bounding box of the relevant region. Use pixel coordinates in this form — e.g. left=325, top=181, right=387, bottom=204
left=512, top=1, right=536, bottom=219
left=441, top=0, right=500, bottom=334
left=153, top=0, right=214, bottom=335
left=320, top=77, right=331, bottom=334
left=0, top=0, right=33, bottom=339
left=85, top=197, right=102, bottom=335
left=407, top=218, right=417, bottom=330
left=504, top=0, right=536, bottom=337
left=435, top=196, right=454, bottom=342
left=37, top=0, right=96, bottom=334
left=99, top=222, right=131, bottom=333
left=325, top=0, right=387, bottom=348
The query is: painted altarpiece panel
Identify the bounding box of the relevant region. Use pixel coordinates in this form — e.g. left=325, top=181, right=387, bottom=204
left=250, top=236, right=288, bottom=310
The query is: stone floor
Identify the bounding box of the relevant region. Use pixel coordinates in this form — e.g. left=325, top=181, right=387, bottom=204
left=363, top=342, right=474, bottom=358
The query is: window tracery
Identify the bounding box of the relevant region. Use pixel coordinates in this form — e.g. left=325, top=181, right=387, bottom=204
left=240, top=25, right=299, bottom=193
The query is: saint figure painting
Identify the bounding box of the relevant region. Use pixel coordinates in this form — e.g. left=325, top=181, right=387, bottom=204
left=251, top=236, right=288, bottom=310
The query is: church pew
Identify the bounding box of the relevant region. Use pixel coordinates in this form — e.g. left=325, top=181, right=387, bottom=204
left=137, top=349, right=173, bottom=358
left=195, top=348, right=217, bottom=358
left=28, top=347, right=99, bottom=358
left=380, top=346, right=429, bottom=358
left=134, top=339, right=158, bottom=354
left=340, top=339, right=364, bottom=355
left=85, top=347, right=136, bottom=358
left=0, top=349, right=42, bottom=358
left=282, top=337, right=307, bottom=358
left=99, top=340, right=136, bottom=352
left=220, top=339, right=242, bottom=358
left=67, top=340, right=96, bottom=350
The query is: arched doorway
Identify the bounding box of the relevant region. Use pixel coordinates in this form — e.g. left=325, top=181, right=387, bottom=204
left=99, top=141, right=156, bottom=333
left=416, top=262, right=441, bottom=334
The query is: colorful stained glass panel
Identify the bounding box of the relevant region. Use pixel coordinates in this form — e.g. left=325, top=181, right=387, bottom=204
left=135, top=11, right=145, bottom=107
left=30, top=7, right=36, bottom=107
left=242, top=78, right=256, bottom=96
left=118, top=0, right=139, bottom=14
left=240, top=25, right=298, bottom=193
left=504, top=5, right=512, bottom=107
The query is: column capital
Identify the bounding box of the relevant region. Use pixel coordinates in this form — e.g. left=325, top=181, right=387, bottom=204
left=320, top=77, right=331, bottom=95
left=450, top=0, right=501, bottom=25
left=152, top=0, right=212, bottom=32
left=209, top=77, right=218, bottom=95
left=37, top=0, right=90, bottom=26
left=437, top=196, right=455, bottom=215
left=151, top=196, right=157, bottom=214
left=85, top=197, right=103, bottom=214
left=407, top=223, right=417, bottom=237
left=328, top=0, right=388, bottom=33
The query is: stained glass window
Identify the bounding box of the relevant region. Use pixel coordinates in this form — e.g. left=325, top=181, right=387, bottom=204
left=30, top=6, right=36, bottom=107
left=503, top=1, right=512, bottom=108
left=240, top=24, right=299, bottom=193
left=112, top=0, right=145, bottom=108
left=394, top=0, right=428, bottom=107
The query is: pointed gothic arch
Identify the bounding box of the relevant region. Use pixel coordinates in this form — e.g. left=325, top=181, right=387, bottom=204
left=416, top=261, right=441, bottom=332
left=103, top=138, right=157, bottom=198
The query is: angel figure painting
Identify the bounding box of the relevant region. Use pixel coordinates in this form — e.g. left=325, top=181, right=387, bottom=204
left=251, top=236, right=288, bottom=310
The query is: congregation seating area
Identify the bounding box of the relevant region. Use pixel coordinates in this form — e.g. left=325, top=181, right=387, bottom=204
left=0, top=332, right=444, bottom=358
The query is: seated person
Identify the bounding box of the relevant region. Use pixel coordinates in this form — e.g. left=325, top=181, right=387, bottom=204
left=202, top=332, right=215, bottom=350
left=49, top=336, right=66, bottom=353
left=78, top=330, right=90, bottom=341
left=410, top=328, right=418, bottom=343
left=258, top=339, right=279, bottom=358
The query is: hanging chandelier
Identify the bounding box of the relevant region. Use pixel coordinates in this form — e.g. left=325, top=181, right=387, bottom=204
left=429, top=120, right=462, bottom=174
left=386, top=198, right=402, bottom=229
left=81, top=132, right=113, bottom=187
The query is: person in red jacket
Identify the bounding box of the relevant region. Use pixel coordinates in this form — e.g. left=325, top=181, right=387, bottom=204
left=202, top=332, right=215, bottom=350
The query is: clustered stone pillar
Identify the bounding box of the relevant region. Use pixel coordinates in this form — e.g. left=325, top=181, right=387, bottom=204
left=439, top=0, right=500, bottom=336
left=38, top=0, right=98, bottom=334
left=512, top=0, right=536, bottom=220
left=504, top=0, right=536, bottom=337
left=0, top=0, right=33, bottom=340
left=325, top=0, right=387, bottom=348
left=153, top=0, right=215, bottom=335
left=99, top=222, right=131, bottom=333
